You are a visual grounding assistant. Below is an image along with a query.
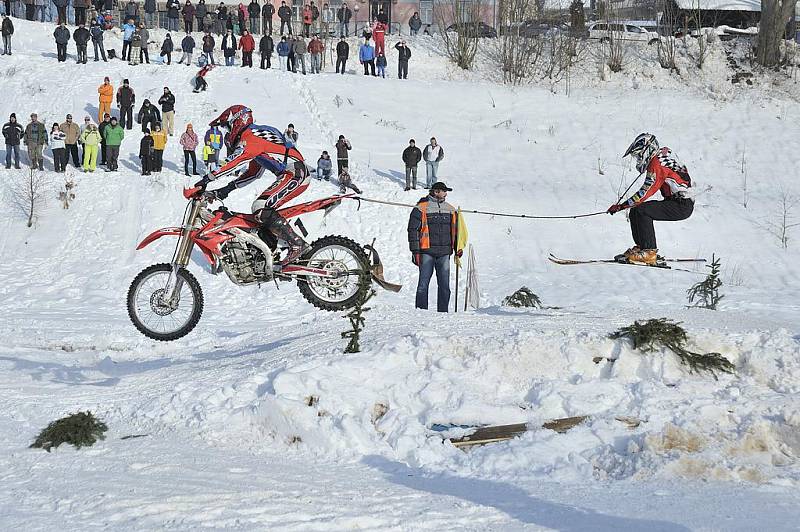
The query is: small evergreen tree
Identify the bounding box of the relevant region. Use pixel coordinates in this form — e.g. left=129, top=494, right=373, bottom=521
left=610, top=318, right=735, bottom=379
left=342, top=288, right=376, bottom=353
left=502, top=287, right=542, bottom=308
left=687, top=254, right=724, bottom=310
left=30, top=411, right=108, bottom=452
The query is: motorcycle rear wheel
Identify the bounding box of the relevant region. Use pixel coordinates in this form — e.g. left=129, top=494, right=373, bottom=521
left=297, top=235, right=370, bottom=311
left=127, top=263, right=204, bottom=341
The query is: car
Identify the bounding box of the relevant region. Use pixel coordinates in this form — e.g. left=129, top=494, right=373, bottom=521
left=445, top=21, right=498, bottom=38
left=587, top=22, right=660, bottom=44
left=515, top=21, right=571, bottom=38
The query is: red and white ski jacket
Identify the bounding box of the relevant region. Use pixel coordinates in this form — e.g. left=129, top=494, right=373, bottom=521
left=624, top=147, right=692, bottom=208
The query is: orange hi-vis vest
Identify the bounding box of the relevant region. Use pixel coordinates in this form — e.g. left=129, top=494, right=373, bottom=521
left=417, top=198, right=456, bottom=251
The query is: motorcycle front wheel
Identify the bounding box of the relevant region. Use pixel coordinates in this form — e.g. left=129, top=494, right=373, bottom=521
left=127, top=263, right=204, bottom=341
left=297, top=235, right=370, bottom=311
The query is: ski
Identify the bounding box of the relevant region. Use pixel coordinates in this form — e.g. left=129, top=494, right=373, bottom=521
left=548, top=254, right=704, bottom=274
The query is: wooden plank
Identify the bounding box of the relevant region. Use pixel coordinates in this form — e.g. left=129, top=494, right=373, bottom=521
left=447, top=416, right=589, bottom=448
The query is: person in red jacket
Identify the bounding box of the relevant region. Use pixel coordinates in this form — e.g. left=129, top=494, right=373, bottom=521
left=372, top=18, right=386, bottom=55
left=307, top=34, right=324, bottom=73
left=607, top=133, right=694, bottom=266
left=239, top=29, right=255, bottom=67
left=302, top=4, right=312, bottom=36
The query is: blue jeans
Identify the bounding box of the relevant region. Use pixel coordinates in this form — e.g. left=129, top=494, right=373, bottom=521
left=5, top=144, right=20, bottom=167
left=425, top=161, right=439, bottom=187
left=415, top=254, right=451, bottom=312
left=225, top=55, right=234, bottom=66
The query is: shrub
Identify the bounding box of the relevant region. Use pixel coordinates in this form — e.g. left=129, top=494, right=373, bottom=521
left=502, top=287, right=542, bottom=308
left=30, top=411, right=108, bottom=452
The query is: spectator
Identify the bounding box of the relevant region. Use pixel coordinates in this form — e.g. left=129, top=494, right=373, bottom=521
left=310, top=1, right=319, bottom=33
left=59, top=114, right=81, bottom=167
left=137, top=99, right=161, bottom=133
left=307, top=34, right=323, bottom=73
left=202, top=138, right=218, bottom=171
left=179, top=123, right=200, bottom=175
left=178, top=32, right=195, bottom=65
left=376, top=7, right=387, bottom=25
left=73, top=23, right=90, bottom=64
left=376, top=51, right=386, bottom=77
left=139, top=129, right=154, bottom=175
left=215, top=2, right=228, bottom=35
left=1, top=14, right=13, bottom=56
left=53, top=22, right=70, bottom=62
left=103, top=116, right=123, bottom=172
left=359, top=39, right=375, bottom=76
left=409, top=12, right=421, bottom=36
left=237, top=2, right=247, bottom=35
left=54, top=0, right=68, bottom=25
left=402, top=138, right=421, bottom=190
left=316, top=150, right=331, bottom=180
left=247, top=0, right=260, bottom=33
left=408, top=181, right=457, bottom=312
left=423, top=24, right=431, bottom=36
left=239, top=28, right=255, bottom=67
left=362, top=23, right=371, bottom=42
left=202, top=11, right=214, bottom=32
left=98, top=113, right=111, bottom=166
left=395, top=40, right=411, bottom=79
left=335, top=134, right=350, bottom=175
left=193, top=63, right=213, bottom=91
left=202, top=32, right=216, bottom=65
left=284, top=123, right=298, bottom=144
left=259, top=32, right=273, bottom=68
left=33, top=0, right=46, bottom=22
left=90, top=19, right=107, bottom=62
left=143, top=0, right=156, bottom=28
left=151, top=123, right=167, bottom=172
left=97, top=77, right=113, bottom=122
left=338, top=169, right=361, bottom=194
left=129, top=27, right=142, bottom=65
left=80, top=123, right=101, bottom=172
left=277, top=0, right=291, bottom=35
left=74, top=0, right=88, bottom=26
left=321, top=2, right=334, bottom=36
left=423, top=137, right=444, bottom=188
left=204, top=124, right=222, bottom=166
left=2, top=113, right=22, bottom=169
left=286, top=35, right=295, bottom=71
left=335, top=36, right=348, bottom=74
left=222, top=28, right=237, bottom=65
left=138, top=24, right=150, bottom=64
left=79, top=116, right=93, bottom=163
left=195, top=0, right=207, bottom=32
left=116, top=79, right=135, bottom=130
left=121, top=18, right=135, bottom=61
left=125, top=0, right=139, bottom=24
left=292, top=34, right=306, bottom=73
left=164, top=0, right=179, bottom=30
left=301, top=3, right=311, bottom=37
left=262, top=1, right=274, bottom=35
left=158, top=87, right=176, bottom=136
left=50, top=123, right=67, bottom=173
left=373, top=18, right=386, bottom=55
left=24, top=113, right=47, bottom=171
left=276, top=35, right=289, bottom=70
left=336, top=2, right=351, bottom=37
left=183, top=0, right=195, bottom=32
left=160, top=33, right=174, bottom=65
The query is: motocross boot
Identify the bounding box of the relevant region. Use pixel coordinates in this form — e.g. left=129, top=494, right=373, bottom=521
left=270, top=216, right=309, bottom=268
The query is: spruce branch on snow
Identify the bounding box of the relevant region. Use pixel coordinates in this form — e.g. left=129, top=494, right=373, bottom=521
left=502, top=287, right=542, bottom=308
left=686, top=254, right=724, bottom=310
left=341, top=288, right=376, bottom=353
left=30, top=411, right=108, bottom=452
left=609, top=318, right=735, bottom=379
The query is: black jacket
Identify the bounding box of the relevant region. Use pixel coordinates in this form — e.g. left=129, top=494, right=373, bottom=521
left=2, top=121, right=23, bottom=146
left=161, top=37, right=174, bottom=55
left=167, top=0, right=180, bottom=18
left=196, top=2, right=207, bottom=18
left=117, top=85, right=135, bottom=108
left=181, top=35, right=196, bottom=52
left=262, top=3, right=274, bottom=18
left=73, top=27, right=91, bottom=46
left=248, top=1, right=260, bottom=17
left=408, top=196, right=456, bottom=257
left=158, top=92, right=175, bottom=113
left=395, top=43, right=411, bottom=62
left=1, top=17, right=14, bottom=37
left=139, top=135, right=154, bottom=157
left=259, top=35, right=273, bottom=53
left=336, top=6, right=350, bottom=23
left=277, top=5, right=291, bottom=21
left=202, top=34, right=215, bottom=52
left=335, top=138, right=351, bottom=159
left=222, top=34, right=237, bottom=56
left=137, top=101, right=161, bottom=125
left=53, top=26, right=71, bottom=44
left=402, top=145, right=421, bottom=166
left=90, top=24, right=104, bottom=42
left=336, top=40, right=348, bottom=58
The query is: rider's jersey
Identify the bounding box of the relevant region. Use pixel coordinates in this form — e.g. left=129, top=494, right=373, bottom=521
left=625, top=147, right=692, bottom=207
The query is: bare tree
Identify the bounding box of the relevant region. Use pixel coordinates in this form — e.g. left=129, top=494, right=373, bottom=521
left=437, top=0, right=482, bottom=69
left=601, top=17, right=626, bottom=72
left=687, top=0, right=714, bottom=69
left=764, top=187, right=800, bottom=249
left=10, top=167, right=51, bottom=227
left=656, top=0, right=678, bottom=70
left=757, top=0, right=796, bottom=67
left=491, top=0, right=545, bottom=84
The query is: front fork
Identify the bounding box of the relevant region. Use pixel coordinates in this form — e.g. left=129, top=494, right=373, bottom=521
left=162, top=200, right=203, bottom=307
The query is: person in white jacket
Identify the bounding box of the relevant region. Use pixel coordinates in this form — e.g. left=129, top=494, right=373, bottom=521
left=49, top=123, right=67, bottom=173
left=422, top=137, right=444, bottom=188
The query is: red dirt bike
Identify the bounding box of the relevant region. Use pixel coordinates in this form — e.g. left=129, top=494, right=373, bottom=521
left=127, top=186, right=399, bottom=341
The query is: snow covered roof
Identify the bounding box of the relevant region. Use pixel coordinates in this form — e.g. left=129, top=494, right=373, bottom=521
left=672, top=0, right=761, bottom=12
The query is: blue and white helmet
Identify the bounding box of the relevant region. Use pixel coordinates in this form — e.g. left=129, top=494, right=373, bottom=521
left=623, top=133, right=659, bottom=173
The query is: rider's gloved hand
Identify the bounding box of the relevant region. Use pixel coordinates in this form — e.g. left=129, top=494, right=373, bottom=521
left=194, top=175, right=211, bottom=189
left=204, top=183, right=234, bottom=202
left=607, top=203, right=624, bottom=215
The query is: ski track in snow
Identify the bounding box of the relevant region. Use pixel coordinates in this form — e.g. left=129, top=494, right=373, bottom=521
left=0, top=18, right=800, bottom=530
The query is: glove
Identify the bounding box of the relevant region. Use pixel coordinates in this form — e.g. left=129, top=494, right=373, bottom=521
left=607, top=204, right=624, bottom=215
left=411, top=253, right=420, bottom=266
left=456, top=249, right=463, bottom=258
left=193, top=175, right=210, bottom=188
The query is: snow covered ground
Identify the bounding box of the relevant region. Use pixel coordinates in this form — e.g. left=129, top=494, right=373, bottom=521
left=1, top=19, right=799, bottom=530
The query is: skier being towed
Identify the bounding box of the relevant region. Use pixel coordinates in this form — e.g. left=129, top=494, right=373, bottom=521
left=194, top=105, right=310, bottom=267
left=607, top=133, right=694, bottom=266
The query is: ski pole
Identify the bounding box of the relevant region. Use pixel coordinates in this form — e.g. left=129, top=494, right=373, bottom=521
left=612, top=171, right=645, bottom=207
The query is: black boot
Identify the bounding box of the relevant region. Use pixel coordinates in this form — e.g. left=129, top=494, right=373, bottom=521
left=270, top=216, right=308, bottom=267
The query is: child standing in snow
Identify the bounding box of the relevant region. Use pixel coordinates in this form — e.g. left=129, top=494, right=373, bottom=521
left=202, top=139, right=218, bottom=171
left=376, top=51, right=386, bottom=78
left=139, top=129, right=154, bottom=175
left=151, top=123, right=167, bottom=172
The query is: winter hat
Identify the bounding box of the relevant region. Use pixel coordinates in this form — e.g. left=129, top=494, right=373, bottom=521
left=9, top=113, right=15, bottom=120
left=110, top=117, right=118, bottom=123
left=123, top=78, right=129, bottom=84
left=104, top=76, right=110, bottom=82
left=144, top=128, right=151, bottom=134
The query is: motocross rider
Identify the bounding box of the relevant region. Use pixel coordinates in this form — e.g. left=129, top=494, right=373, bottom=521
left=194, top=105, right=311, bottom=266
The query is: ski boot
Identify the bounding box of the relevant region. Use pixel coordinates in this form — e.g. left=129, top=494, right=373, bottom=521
left=626, top=248, right=659, bottom=266
left=614, top=246, right=639, bottom=263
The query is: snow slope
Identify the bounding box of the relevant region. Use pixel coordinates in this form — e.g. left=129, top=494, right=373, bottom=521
left=1, top=19, right=799, bottom=530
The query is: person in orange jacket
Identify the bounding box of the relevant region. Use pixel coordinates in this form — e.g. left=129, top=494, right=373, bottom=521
left=97, top=76, right=114, bottom=123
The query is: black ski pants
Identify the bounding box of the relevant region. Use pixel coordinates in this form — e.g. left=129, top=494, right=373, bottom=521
left=336, top=57, right=346, bottom=73
left=362, top=59, right=375, bottom=75
left=66, top=143, right=80, bottom=167
left=398, top=59, right=408, bottom=79
left=629, top=197, right=693, bottom=250
left=120, top=106, right=133, bottom=129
